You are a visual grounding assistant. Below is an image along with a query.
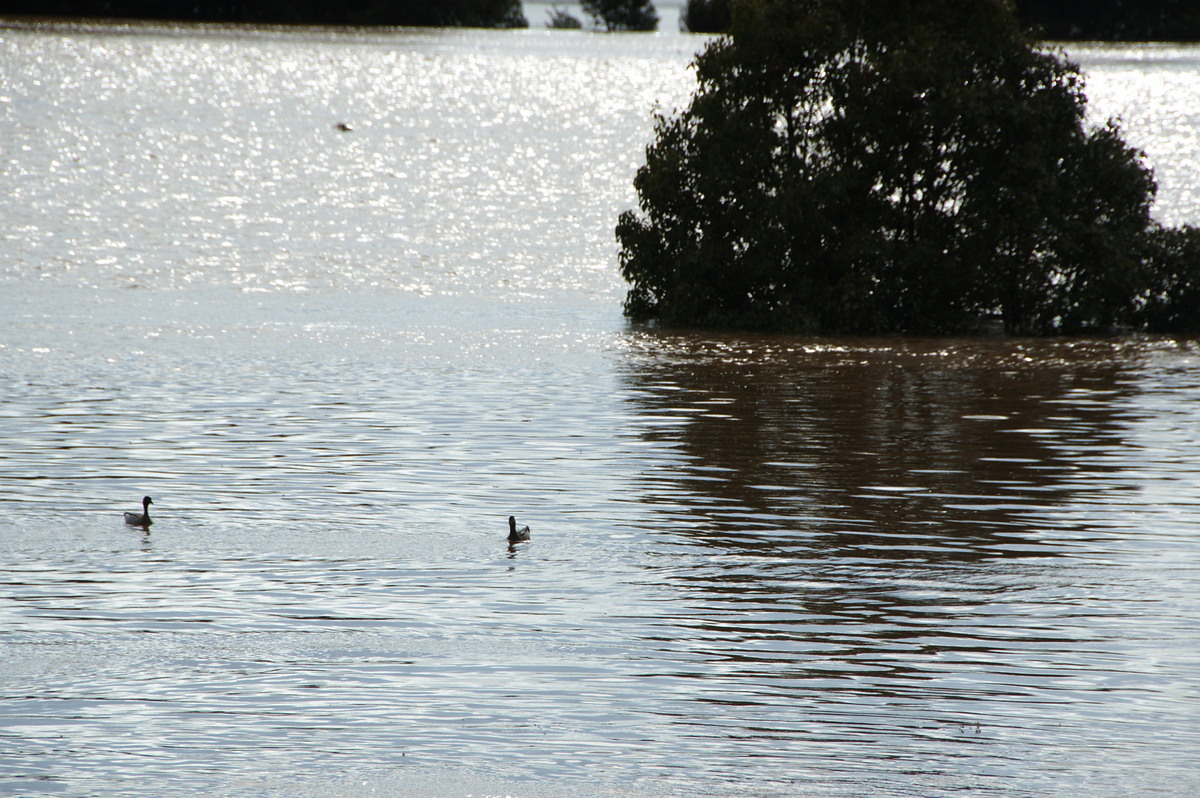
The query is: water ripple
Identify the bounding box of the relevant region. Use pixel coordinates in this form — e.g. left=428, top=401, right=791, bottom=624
left=1, top=24, right=1199, bottom=798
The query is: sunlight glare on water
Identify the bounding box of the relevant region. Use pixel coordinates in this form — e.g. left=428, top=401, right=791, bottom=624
left=1074, top=43, right=1200, bottom=225
left=1, top=22, right=1200, bottom=798
left=3, top=24, right=698, bottom=299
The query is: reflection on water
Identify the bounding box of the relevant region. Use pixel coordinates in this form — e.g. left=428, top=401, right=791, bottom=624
left=615, top=332, right=1200, bottom=796
left=1, top=21, right=1200, bottom=798
left=620, top=334, right=1149, bottom=558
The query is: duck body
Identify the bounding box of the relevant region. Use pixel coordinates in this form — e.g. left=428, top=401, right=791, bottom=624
left=508, top=515, right=530, bottom=542
left=124, top=496, right=153, bottom=526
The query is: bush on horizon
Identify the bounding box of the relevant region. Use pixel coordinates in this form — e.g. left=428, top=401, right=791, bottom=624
left=681, top=0, right=730, bottom=33
left=676, top=0, right=1200, bottom=40
left=546, top=5, right=583, bottom=29
left=617, top=0, right=1200, bottom=335
left=581, top=0, right=659, bottom=31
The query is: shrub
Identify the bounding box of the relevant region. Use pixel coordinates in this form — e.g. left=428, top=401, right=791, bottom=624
left=581, top=0, right=659, bottom=31
left=1140, top=225, right=1200, bottom=332
left=546, top=5, right=583, bottom=28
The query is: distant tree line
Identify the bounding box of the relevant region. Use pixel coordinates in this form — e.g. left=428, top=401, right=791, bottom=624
left=0, top=0, right=529, bottom=27
left=681, top=0, right=1200, bottom=39
left=6, top=0, right=1197, bottom=36
left=582, top=0, right=657, bottom=31
left=1018, top=0, right=1200, bottom=41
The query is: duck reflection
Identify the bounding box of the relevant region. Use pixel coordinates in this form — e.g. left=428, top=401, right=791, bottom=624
left=619, top=329, right=1143, bottom=563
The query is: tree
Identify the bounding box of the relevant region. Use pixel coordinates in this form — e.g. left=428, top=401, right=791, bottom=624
left=681, top=0, right=732, bottom=33
left=581, top=0, right=659, bottom=32
left=546, top=5, right=583, bottom=29
left=617, top=0, right=1184, bottom=334
left=1140, top=225, right=1200, bottom=332
left=1015, top=0, right=1200, bottom=41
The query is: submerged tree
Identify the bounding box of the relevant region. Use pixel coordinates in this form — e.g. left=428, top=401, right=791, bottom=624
left=546, top=5, right=583, bottom=29
left=582, top=0, right=659, bottom=31
left=617, top=0, right=1196, bottom=334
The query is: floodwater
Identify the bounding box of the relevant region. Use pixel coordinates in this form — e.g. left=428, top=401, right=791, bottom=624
left=1, top=22, right=1199, bottom=798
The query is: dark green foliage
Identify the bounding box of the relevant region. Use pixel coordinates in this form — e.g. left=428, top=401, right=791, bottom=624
left=1140, top=225, right=1200, bottom=332
left=545, top=5, right=582, bottom=29
left=677, top=0, right=1200, bottom=39
left=0, top=0, right=529, bottom=27
left=681, top=0, right=730, bottom=33
left=581, top=0, right=658, bottom=31
left=1015, top=0, right=1200, bottom=41
left=676, top=0, right=1200, bottom=39
left=9, top=0, right=1198, bottom=37
left=617, top=0, right=1190, bottom=335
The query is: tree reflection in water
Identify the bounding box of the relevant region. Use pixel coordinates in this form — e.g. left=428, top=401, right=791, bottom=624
left=612, top=331, right=1194, bottom=759
left=619, top=330, right=1149, bottom=563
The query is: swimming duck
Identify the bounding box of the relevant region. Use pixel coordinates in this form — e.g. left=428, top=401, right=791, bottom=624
left=124, top=496, right=153, bottom=526
left=508, top=515, right=530, bottom=542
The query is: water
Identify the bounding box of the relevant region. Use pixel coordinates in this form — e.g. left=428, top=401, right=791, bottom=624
left=2, top=22, right=1200, bottom=797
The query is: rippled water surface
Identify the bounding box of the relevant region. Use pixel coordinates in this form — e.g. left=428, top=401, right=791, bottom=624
left=2, top=23, right=1200, bottom=798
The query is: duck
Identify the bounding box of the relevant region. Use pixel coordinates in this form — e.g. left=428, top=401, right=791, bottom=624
left=124, top=496, right=153, bottom=526
left=508, top=515, right=530, bottom=542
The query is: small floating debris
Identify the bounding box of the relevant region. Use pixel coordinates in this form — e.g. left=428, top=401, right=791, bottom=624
left=334, top=122, right=353, bottom=132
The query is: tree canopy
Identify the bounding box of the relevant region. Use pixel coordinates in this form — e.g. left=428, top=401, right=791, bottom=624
left=680, top=0, right=730, bottom=34
left=680, top=0, right=1200, bottom=40
left=618, top=0, right=1200, bottom=334
left=581, top=0, right=658, bottom=32
left=1020, top=0, right=1200, bottom=41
